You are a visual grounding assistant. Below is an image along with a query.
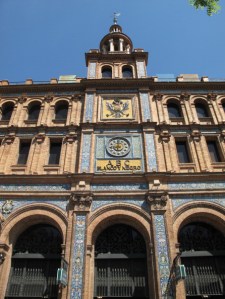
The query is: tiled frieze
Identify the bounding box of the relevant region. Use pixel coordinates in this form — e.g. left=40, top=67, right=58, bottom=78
left=70, top=214, right=86, bottom=299
left=0, top=184, right=70, bottom=191
left=0, top=198, right=68, bottom=217
left=169, top=181, right=225, bottom=190
left=145, top=133, right=158, bottom=171
left=172, top=194, right=225, bottom=210
left=98, top=89, right=137, bottom=93
left=154, top=214, right=170, bottom=297
left=80, top=134, right=92, bottom=172
left=85, top=93, right=94, bottom=122
left=88, top=62, right=96, bottom=79
left=92, top=197, right=149, bottom=212
left=140, top=92, right=151, bottom=121
left=91, top=183, right=148, bottom=191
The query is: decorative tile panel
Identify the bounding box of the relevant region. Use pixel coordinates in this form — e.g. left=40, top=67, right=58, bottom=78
left=88, top=62, right=96, bottom=79
left=169, top=181, right=225, bottom=190
left=136, top=61, right=146, bottom=78
left=92, top=198, right=149, bottom=212
left=70, top=215, right=86, bottom=299
left=80, top=134, right=92, bottom=172
left=101, top=97, right=134, bottom=120
left=140, top=93, right=151, bottom=121
left=85, top=93, right=94, bottom=122
left=154, top=214, right=170, bottom=297
left=95, top=135, right=143, bottom=173
left=0, top=197, right=68, bottom=217
left=98, top=90, right=137, bottom=93
left=91, top=183, right=148, bottom=191
left=145, top=133, right=158, bottom=171
left=172, top=194, right=225, bottom=209
left=0, top=184, right=70, bottom=191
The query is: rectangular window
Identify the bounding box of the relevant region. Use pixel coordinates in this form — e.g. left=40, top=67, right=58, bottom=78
left=207, top=140, right=222, bottom=162
left=176, top=141, right=191, bottom=163
left=48, top=142, right=61, bottom=165
left=18, top=141, right=31, bottom=164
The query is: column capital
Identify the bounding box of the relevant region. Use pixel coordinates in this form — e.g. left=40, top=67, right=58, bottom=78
left=70, top=191, right=93, bottom=212
left=146, top=191, right=168, bottom=211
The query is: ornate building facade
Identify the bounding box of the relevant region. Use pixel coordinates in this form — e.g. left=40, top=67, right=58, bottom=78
left=0, top=21, right=225, bottom=299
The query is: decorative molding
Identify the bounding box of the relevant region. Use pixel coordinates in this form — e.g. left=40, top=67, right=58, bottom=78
left=180, top=93, right=190, bottom=101
left=207, top=93, right=217, bottom=101
left=1, top=200, right=14, bottom=215
left=92, top=198, right=149, bottom=212
left=70, top=192, right=93, bottom=212
left=159, top=130, right=171, bottom=142
left=153, top=93, right=163, bottom=101
left=191, top=129, right=201, bottom=141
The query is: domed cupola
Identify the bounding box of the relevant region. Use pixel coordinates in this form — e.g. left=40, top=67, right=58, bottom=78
left=100, top=21, right=133, bottom=54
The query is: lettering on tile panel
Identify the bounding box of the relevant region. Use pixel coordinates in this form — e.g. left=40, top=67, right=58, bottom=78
left=70, top=215, right=86, bottom=299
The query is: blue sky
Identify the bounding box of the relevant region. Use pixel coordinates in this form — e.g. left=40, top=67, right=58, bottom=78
left=0, top=0, right=225, bottom=82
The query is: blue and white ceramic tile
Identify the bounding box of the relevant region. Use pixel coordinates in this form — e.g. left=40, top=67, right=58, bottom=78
left=85, top=93, right=94, bottom=122
left=140, top=93, right=151, bottom=121
left=92, top=198, right=149, bottom=212
left=154, top=214, right=170, bottom=297
left=91, top=183, right=148, bottom=191
left=80, top=134, right=92, bottom=172
left=0, top=184, right=70, bottom=191
left=136, top=61, right=146, bottom=78
left=88, top=62, right=96, bottom=79
left=145, top=133, right=158, bottom=171
left=169, top=181, right=225, bottom=190
left=172, top=194, right=225, bottom=209
left=70, top=215, right=86, bottom=299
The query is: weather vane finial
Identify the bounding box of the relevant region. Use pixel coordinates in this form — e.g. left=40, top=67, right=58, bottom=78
left=113, top=12, right=121, bottom=25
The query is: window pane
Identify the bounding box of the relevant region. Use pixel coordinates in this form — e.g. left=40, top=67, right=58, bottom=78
left=102, top=67, right=112, bottom=78
left=55, top=103, right=68, bottom=120
left=2, top=103, right=14, bottom=121
left=28, top=104, right=40, bottom=120
left=176, top=141, right=190, bottom=163
left=18, top=142, right=30, bottom=164
left=122, top=67, right=133, bottom=78
left=49, top=142, right=61, bottom=164
left=168, top=103, right=181, bottom=118
left=195, top=103, right=209, bottom=118
left=207, top=141, right=221, bottom=162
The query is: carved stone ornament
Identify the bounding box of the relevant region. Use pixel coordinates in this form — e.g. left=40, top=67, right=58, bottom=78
left=180, top=93, right=190, bottom=101
left=70, top=192, right=93, bottom=212
left=146, top=192, right=168, bottom=210
left=44, top=95, right=53, bottom=103
left=35, top=133, right=45, bottom=143
left=18, top=96, right=27, bottom=104
left=160, top=130, right=171, bottom=142
left=207, top=93, right=217, bottom=101
left=153, top=93, right=163, bottom=101
left=191, top=129, right=201, bottom=142
left=3, top=134, right=15, bottom=144
left=1, top=200, right=14, bottom=215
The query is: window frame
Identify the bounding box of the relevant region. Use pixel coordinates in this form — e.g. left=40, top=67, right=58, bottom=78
left=206, top=138, right=224, bottom=163
left=17, top=140, right=31, bottom=165
left=175, top=139, right=192, bottom=164
left=54, top=101, right=69, bottom=122
left=1, top=102, right=14, bottom=122
left=48, top=140, right=62, bottom=165
left=101, top=66, right=112, bottom=78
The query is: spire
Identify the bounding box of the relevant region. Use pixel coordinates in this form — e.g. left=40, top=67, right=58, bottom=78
left=113, top=12, right=121, bottom=25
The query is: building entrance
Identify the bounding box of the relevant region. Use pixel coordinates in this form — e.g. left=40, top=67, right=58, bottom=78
left=179, top=222, right=225, bottom=298
left=5, top=224, right=62, bottom=299
left=94, top=224, right=149, bottom=298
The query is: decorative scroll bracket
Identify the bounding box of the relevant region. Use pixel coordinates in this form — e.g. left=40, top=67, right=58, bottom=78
left=70, top=192, right=93, bottom=212
left=146, top=191, right=168, bottom=211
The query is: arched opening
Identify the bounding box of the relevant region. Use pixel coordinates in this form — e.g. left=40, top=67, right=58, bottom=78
left=102, top=66, right=112, bottom=78
left=55, top=101, right=68, bottom=121
left=167, top=101, right=182, bottom=118
left=178, top=222, right=225, bottom=298
left=28, top=102, right=41, bottom=121
left=1, top=102, right=14, bottom=121
left=195, top=101, right=210, bottom=118
left=222, top=101, right=225, bottom=114
left=94, top=224, right=149, bottom=299
left=5, top=224, right=62, bottom=299
left=122, top=66, right=133, bottom=78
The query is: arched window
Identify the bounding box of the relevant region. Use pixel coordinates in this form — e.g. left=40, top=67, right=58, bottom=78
left=55, top=101, right=68, bottom=121
left=94, top=224, right=149, bottom=298
left=1, top=102, right=14, bottom=121
left=222, top=101, right=225, bottom=113
left=28, top=102, right=41, bottom=121
left=179, top=222, right=225, bottom=298
left=122, top=66, right=133, bottom=78
left=195, top=101, right=209, bottom=118
left=167, top=102, right=182, bottom=118
left=102, top=66, right=112, bottom=78
left=5, top=224, right=62, bottom=299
